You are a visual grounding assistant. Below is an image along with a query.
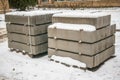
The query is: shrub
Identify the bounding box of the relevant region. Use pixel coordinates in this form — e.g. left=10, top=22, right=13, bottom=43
left=9, top=0, right=37, bottom=11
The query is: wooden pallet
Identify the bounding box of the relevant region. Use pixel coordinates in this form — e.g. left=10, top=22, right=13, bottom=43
left=49, top=54, right=115, bottom=71
left=116, top=29, right=120, bottom=31
left=0, top=28, right=7, bottom=36
left=49, top=58, right=87, bottom=71
left=9, top=48, right=34, bottom=58
left=0, top=28, right=7, bottom=42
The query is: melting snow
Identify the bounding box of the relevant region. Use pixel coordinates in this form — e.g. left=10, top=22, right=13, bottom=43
left=6, top=10, right=62, bottom=16
left=49, top=23, right=96, bottom=31
left=53, top=12, right=110, bottom=18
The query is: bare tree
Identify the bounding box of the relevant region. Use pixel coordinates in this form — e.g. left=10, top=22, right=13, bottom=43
left=0, top=0, right=8, bottom=14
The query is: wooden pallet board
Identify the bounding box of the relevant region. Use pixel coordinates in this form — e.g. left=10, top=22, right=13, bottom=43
left=9, top=48, right=34, bottom=58
left=49, top=58, right=87, bottom=71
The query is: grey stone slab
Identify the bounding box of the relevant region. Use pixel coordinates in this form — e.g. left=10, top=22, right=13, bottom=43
left=48, top=35, right=115, bottom=56
left=5, top=15, right=31, bottom=25
left=35, top=14, right=53, bottom=25
left=5, top=14, right=53, bottom=25
left=48, top=24, right=116, bottom=43
left=8, top=33, right=47, bottom=45
left=52, top=14, right=111, bottom=29
left=7, top=23, right=51, bottom=35
left=48, top=46, right=115, bottom=68
left=8, top=41, right=48, bottom=55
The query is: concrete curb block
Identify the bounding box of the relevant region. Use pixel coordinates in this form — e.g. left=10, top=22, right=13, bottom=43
left=48, top=35, right=115, bottom=56
left=48, top=46, right=115, bottom=68
left=48, top=24, right=116, bottom=43
left=8, top=41, right=48, bottom=55
left=52, top=14, right=111, bottom=29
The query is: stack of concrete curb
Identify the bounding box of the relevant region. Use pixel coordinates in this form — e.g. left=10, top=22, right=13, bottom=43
left=48, top=13, right=116, bottom=68
left=5, top=11, right=60, bottom=57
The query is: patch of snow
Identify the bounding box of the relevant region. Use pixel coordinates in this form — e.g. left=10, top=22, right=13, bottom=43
left=0, top=14, right=6, bottom=28
left=51, top=55, right=86, bottom=68
left=53, top=12, right=110, bottom=18
left=49, top=23, right=96, bottom=31
left=6, top=10, right=62, bottom=16
left=0, top=14, right=5, bottom=21
left=0, top=21, right=6, bottom=28
left=111, top=12, right=120, bottom=30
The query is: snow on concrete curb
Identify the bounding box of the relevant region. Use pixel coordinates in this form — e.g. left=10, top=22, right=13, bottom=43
left=6, top=10, right=62, bottom=16
left=49, top=23, right=96, bottom=31
left=53, top=12, right=110, bottom=18
left=51, top=55, right=86, bottom=68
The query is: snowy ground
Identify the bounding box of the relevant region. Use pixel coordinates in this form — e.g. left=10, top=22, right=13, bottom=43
left=0, top=14, right=6, bottom=28
left=0, top=8, right=120, bottom=80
